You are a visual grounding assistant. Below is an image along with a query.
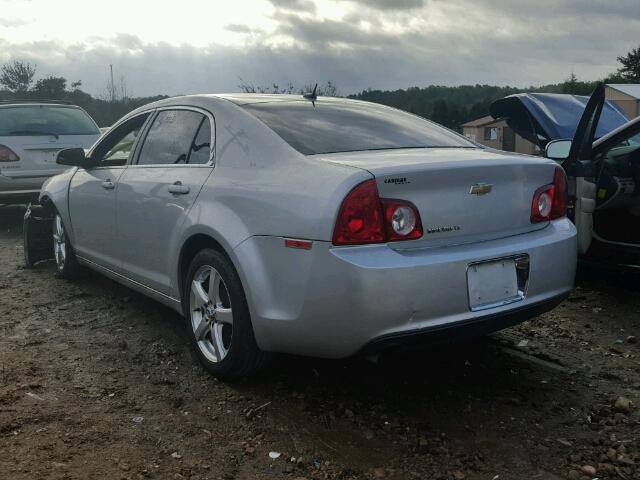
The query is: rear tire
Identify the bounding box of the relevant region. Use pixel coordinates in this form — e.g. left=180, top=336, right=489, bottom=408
left=52, top=213, right=82, bottom=279
left=183, top=248, right=268, bottom=380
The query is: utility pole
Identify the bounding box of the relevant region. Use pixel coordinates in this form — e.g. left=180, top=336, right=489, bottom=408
left=109, top=64, right=115, bottom=102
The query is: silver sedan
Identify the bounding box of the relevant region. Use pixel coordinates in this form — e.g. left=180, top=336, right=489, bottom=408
left=37, top=94, right=577, bottom=379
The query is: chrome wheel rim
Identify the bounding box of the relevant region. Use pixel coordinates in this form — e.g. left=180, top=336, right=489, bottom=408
left=190, top=265, right=233, bottom=363
left=53, top=215, right=66, bottom=270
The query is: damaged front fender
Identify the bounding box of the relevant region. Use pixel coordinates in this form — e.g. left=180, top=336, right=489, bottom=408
left=23, top=203, right=54, bottom=268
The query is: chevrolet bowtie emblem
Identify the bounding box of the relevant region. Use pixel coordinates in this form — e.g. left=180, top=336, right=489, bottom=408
left=469, top=183, right=493, bottom=195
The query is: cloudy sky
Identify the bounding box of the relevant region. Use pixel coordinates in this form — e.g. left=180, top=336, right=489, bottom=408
left=0, top=0, right=638, bottom=97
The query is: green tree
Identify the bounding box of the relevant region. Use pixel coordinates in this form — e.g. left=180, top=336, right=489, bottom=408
left=33, top=76, right=67, bottom=98
left=617, top=46, right=640, bottom=81
left=562, top=72, right=579, bottom=94
left=0, top=60, right=36, bottom=93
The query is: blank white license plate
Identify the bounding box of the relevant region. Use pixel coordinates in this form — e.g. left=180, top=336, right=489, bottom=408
left=467, top=259, right=518, bottom=310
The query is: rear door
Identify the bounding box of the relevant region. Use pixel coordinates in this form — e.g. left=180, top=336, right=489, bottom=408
left=561, top=84, right=606, bottom=254
left=116, top=108, right=214, bottom=295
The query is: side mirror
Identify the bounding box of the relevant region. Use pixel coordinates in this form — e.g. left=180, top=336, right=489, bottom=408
left=545, top=139, right=572, bottom=161
left=56, top=148, right=86, bottom=167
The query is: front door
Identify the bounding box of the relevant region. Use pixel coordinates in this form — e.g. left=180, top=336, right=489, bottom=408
left=116, top=108, right=213, bottom=295
left=561, top=84, right=607, bottom=254
left=591, top=118, right=640, bottom=246
left=68, top=113, right=150, bottom=269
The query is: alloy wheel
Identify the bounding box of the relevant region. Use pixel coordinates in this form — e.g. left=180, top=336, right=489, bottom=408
left=190, top=265, right=234, bottom=363
left=53, top=214, right=66, bottom=270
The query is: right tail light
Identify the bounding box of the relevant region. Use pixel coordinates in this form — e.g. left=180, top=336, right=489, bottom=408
left=531, top=167, right=567, bottom=223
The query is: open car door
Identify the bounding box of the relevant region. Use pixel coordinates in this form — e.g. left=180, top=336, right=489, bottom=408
left=545, top=84, right=606, bottom=255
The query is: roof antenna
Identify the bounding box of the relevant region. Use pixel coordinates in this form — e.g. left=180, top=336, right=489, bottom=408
left=303, top=83, right=318, bottom=107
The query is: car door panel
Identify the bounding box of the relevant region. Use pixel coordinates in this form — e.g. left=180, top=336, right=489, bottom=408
left=67, top=112, right=152, bottom=271
left=561, top=84, right=607, bottom=255
left=116, top=166, right=212, bottom=293
left=575, top=178, right=597, bottom=254
left=115, top=109, right=213, bottom=295
left=69, top=166, right=126, bottom=267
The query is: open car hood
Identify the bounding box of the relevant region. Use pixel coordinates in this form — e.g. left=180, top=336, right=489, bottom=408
left=490, top=93, right=629, bottom=149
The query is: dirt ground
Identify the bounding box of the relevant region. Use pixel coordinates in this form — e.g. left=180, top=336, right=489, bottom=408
left=1, top=205, right=639, bottom=480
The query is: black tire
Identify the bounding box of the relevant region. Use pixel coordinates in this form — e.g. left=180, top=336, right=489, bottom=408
left=52, top=212, right=82, bottom=279
left=183, top=248, right=268, bottom=380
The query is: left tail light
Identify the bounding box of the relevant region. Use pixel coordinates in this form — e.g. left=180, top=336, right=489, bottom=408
left=332, top=179, right=423, bottom=245
left=531, top=167, right=567, bottom=223
left=0, top=145, right=20, bottom=162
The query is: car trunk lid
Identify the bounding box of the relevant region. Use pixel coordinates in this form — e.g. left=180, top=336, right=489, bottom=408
left=0, top=134, right=99, bottom=178
left=316, top=147, right=559, bottom=248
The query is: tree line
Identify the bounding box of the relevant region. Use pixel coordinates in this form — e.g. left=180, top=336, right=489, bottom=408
left=1, top=45, right=639, bottom=130
left=0, top=62, right=167, bottom=127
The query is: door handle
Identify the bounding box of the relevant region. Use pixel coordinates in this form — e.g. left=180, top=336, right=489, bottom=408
left=101, top=180, right=115, bottom=190
left=167, top=181, right=190, bottom=195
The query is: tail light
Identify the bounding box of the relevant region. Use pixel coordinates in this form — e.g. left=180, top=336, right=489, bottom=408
left=382, top=200, right=423, bottom=241
left=332, top=179, right=422, bottom=245
left=0, top=145, right=20, bottom=162
left=531, top=167, right=567, bottom=223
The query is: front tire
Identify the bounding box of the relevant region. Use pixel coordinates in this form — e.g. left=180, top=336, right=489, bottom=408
left=183, top=248, right=267, bottom=380
left=52, top=213, right=81, bottom=279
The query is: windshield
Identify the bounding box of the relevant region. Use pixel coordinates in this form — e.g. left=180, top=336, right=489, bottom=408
left=0, top=105, right=100, bottom=136
left=241, top=100, right=475, bottom=155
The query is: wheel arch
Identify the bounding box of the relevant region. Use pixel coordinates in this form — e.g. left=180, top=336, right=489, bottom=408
left=177, top=233, right=237, bottom=305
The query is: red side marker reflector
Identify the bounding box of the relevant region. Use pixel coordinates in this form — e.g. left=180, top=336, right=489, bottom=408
left=284, top=239, right=313, bottom=250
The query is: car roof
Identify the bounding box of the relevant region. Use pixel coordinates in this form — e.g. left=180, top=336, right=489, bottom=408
left=115, top=93, right=369, bottom=128
left=213, top=93, right=350, bottom=105
left=0, top=102, right=81, bottom=109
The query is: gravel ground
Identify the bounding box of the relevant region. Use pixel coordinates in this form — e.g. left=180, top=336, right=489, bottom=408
left=1, top=205, right=639, bottom=480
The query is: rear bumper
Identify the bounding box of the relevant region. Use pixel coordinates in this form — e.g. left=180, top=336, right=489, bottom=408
left=360, top=291, right=568, bottom=354
left=233, top=218, right=577, bottom=358
left=0, top=174, right=47, bottom=204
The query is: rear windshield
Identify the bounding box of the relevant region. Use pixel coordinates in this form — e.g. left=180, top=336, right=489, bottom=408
left=0, top=105, right=100, bottom=136
left=241, top=100, right=475, bottom=155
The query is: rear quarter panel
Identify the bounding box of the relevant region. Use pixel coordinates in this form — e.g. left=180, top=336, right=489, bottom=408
left=169, top=99, right=371, bottom=299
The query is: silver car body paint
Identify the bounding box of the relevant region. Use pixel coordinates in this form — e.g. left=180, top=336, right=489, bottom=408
left=40, top=94, right=577, bottom=358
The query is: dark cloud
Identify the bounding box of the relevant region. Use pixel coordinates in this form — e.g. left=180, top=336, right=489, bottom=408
left=268, top=0, right=316, bottom=12
left=225, top=24, right=254, bottom=33
left=337, top=0, right=424, bottom=10
left=0, top=0, right=636, bottom=97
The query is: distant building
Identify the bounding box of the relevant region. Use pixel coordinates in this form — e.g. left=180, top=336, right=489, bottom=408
left=461, top=116, right=539, bottom=155
left=605, top=84, right=640, bottom=119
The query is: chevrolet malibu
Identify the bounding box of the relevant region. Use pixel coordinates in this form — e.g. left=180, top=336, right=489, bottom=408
left=33, top=94, right=577, bottom=379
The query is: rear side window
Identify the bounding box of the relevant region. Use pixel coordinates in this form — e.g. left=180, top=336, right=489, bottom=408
left=240, top=100, right=475, bottom=155
left=186, top=118, right=212, bottom=164
left=0, top=105, right=99, bottom=136
left=137, top=110, right=207, bottom=165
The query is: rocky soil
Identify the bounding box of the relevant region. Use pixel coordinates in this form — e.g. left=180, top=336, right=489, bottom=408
left=1, top=205, right=638, bottom=480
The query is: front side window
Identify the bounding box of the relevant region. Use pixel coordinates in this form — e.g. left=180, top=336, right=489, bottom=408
left=0, top=105, right=100, bottom=136
left=137, top=110, right=206, bottom=165
left=240, top=100, right=475, bottom=155
left=91, top=113, right=150, bottom=167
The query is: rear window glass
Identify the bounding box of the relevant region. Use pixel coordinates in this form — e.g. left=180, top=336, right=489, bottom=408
left=241, top=100, right=475, bottom=155
left=0, top=105, right=100, bottom=136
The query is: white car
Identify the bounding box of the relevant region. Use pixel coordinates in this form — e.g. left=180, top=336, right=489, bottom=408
left=0, top=101, right=101, bottom=204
